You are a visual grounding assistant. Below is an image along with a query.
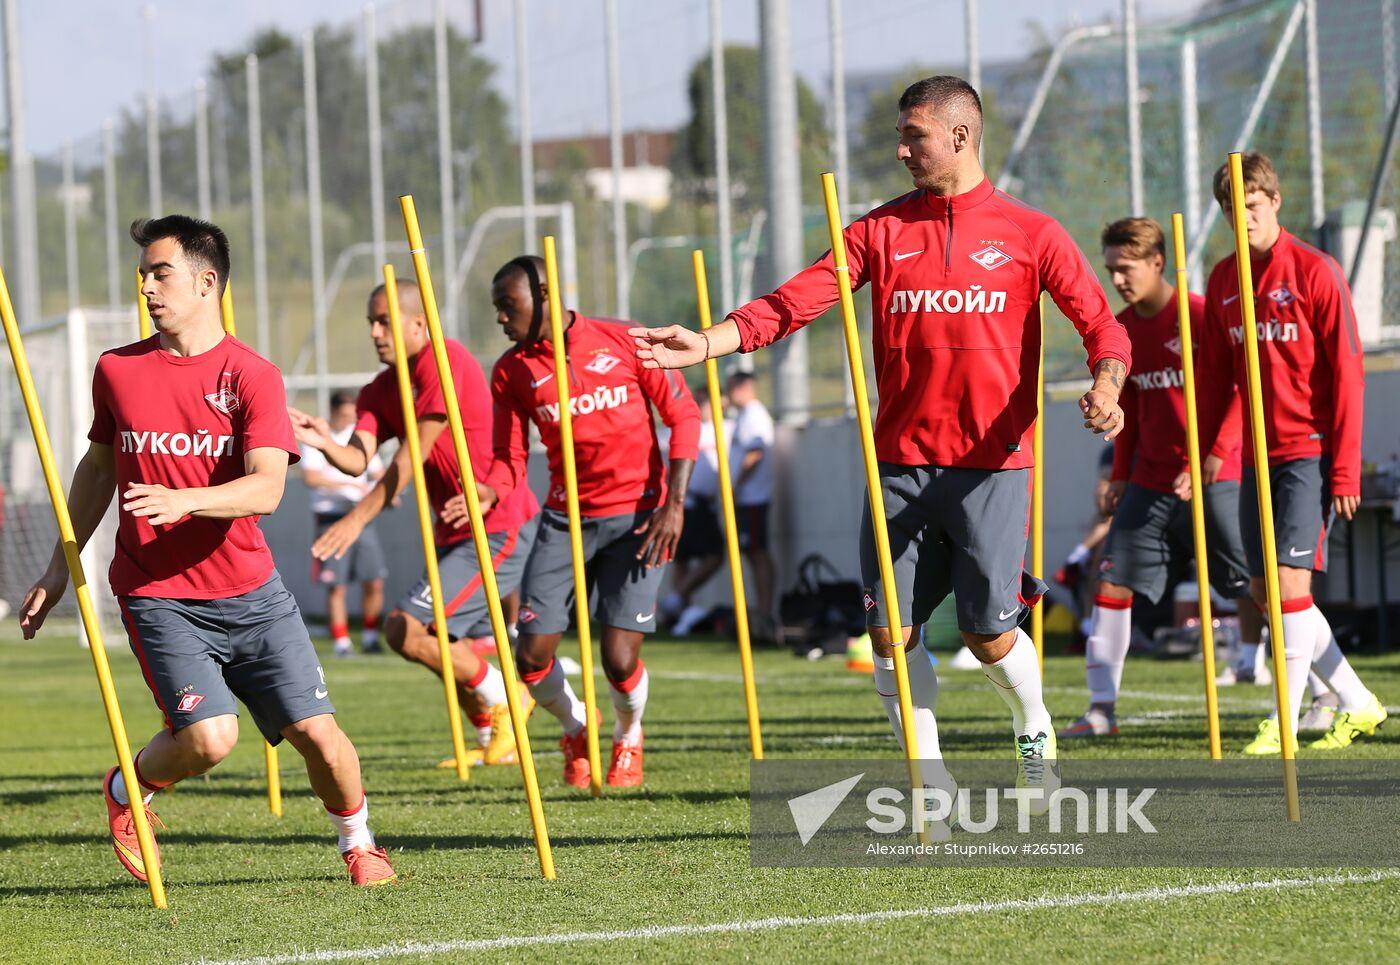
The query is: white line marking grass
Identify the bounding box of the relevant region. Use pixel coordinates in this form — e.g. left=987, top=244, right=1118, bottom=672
left=187, top=870, right=1400, bottom=965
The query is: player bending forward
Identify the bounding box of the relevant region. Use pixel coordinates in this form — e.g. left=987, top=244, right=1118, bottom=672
left=474, top=255, right=700, bottom=788
left=291, top=279, right=540, bottom=767
left=631, top=76, right=1132, bottom=800
left=20, top=216, right=395, bottom=886
left=1198, top=152, right=1386, bottom=754
left=1060, top=216, right=1262, bottom=738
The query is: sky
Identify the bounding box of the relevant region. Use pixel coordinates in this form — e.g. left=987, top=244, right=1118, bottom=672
left=9, top=0, right=1202, bottom=156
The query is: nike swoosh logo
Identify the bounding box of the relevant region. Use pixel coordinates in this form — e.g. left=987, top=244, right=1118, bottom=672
left=531, top=372, right=555, bottom=388
left=315, top=688, right=329, bottom=700
left=636, top=612, right=654, bottom=623
left=892, top=249, right=924, bottom=262
left=1223, top=294, right=1241, bottom=305
left=1287, top=547, right=1312, bottom=558
left=998, top=607, right=1019, bottom=621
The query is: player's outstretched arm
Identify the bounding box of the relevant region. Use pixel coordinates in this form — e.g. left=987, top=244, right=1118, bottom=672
left=288, top=406, right=375, bottom=477
left=630, top=318, right=742, bottom=370
left=20, top=442, right=119, bottom=638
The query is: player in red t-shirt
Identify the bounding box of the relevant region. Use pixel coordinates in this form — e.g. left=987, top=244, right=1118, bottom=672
left=1059, top=217, right=1261, bottom=740
left=631, top=76, right=1131, bottom=804
left=1198, top=152, right=1385, bottom=754
left=290, top=279, right=540, bottom=768
left=478, top=255, right=701, bottom=789
left=18, top=216, right=395, bottom=887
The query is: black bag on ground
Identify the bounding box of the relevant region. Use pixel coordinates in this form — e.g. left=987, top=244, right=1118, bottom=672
left=780, top=554, right=865, bottom=653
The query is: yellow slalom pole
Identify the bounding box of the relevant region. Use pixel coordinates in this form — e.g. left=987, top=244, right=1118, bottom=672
left=821, top=173, right=924, bottom=840
left=383, top=265, right=472, bottom=781
left=1031, top=295, right=1045, bottom=669
left=691, top=250, right=764, bottom=759
left=400, top=195, right=556, bottom=877
left=136, top=269, right=153, bottom=339
left=0, top=265, right=168, bottom=908
left=1171, top=213, right=1224, bottom=760
left=216, top=278, right=281, bottom=814
left=1227, top=153, right=1299, bottom=821
left=541, top=234, right=604, bottom=797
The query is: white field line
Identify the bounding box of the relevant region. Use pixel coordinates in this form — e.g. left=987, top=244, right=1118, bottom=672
left=186, top=870, right=1400, bottom=965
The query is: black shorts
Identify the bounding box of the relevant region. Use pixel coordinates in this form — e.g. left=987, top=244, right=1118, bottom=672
left=676, top=500, right=723, bottom=562
left=118, top=572, right=332, bottom=745
left=311, top=513, right=388, bottom=587
left=1240, top=457, right=1333, bottom=576
left=736, top=502, right=769, bottom=552
left=1098, top=481, right=1250, bottom=603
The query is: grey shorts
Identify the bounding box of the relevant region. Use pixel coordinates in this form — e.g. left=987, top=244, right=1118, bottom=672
left=397, top=517, right=538, bottom=640
left=518, top=508, right=666, bottom=635
left=312, top=514, right=388, bottom=588
left=1099, top=481, right=1250, bottom=603
left=117, top=571, right=333, bottom=745
left=1240, top=457, right=1332, bottom=576
left=860, top=464, right=1048, bottom=635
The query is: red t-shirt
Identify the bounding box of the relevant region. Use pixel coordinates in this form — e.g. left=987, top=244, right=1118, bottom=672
left=87, top=334, right=298, bottom=599
left=1110, top=292, right=1242, bottom=493
left=355, top=337, right=538, bottom=546
left=729, top=178, right=1131, bottom=469
left=487, top=313, right=701, bottom=517
left=1198, top=228, right=1366, bottom=496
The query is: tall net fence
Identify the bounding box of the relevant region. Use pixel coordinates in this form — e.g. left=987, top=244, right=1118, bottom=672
left=1, top=0, right=1397, bottom=498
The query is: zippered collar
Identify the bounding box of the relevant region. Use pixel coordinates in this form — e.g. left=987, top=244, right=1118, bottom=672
left=919, top=177, right=995, bottom=216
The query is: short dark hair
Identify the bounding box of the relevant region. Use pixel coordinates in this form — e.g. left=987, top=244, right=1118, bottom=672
left=493, top=255, right=547, bottom=289
left=330, top=389, right=357, bottom=410
left=129, top=215, right=230, bottom=295
left=726, top=371, right=756, bottom=389
left=1101, top=217, right=1166, bottom=261
left=898, top=75, right=983, bottom=145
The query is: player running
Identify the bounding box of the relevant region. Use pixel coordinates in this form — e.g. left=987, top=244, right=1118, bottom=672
left=1198, top=152, right=1386, bottom=754
left=630, top=76, right=1132, bottom=798
left=19, top=216, right=395, bottom=886
left=1059, top=216, right=1260, bottom=739
left=290, top=279, right=540, bottom=767
left=476, top=255, right=700, bottom=789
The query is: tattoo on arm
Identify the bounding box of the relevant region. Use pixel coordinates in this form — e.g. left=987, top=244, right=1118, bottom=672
left=1094, top=358, right=1126, bottom=391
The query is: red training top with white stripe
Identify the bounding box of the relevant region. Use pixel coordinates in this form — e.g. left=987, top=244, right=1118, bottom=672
left=88, top=334, right=298, bottom=599
left=1110, top=291, right=1242, bottom=493
left=355, top=336, right=538, bottom=546
left=1197, top=228, right=1365, bottom=497
left=729, top=178, right=1131, bottom=469
left=487, top=313, right=701, bottom=517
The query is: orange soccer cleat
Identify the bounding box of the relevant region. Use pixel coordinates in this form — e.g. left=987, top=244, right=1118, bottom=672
left=342, top=845, right=397, bottom=887
left=103, top=767, right=164, bottom=883
left=606, top=731, right=645, bottom=788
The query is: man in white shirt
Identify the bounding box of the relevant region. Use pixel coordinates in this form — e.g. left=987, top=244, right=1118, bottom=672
left=727, top=372, right=776, bottom=626
left=666, top=390, right=726, bottom=634
left=301, top=391, right=388, bottom=658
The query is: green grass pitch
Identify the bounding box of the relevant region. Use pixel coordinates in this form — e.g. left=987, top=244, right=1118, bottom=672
left=3, top=624, right=1399, bottom=963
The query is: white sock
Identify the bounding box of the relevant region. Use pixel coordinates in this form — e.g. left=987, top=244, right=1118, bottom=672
left=873, top=648, right=945, bottom=788
left=1085, top=596, right=1132, bottom=707
left=1307, top=605, right=1371, bottom=710
left=326, top=794, right=375, bottom=852
left=362, top=627, right=380, bottom=647
left=1236, top=641, right=1260, bottom=674
left=982, top=628, right=1053, bottom=738
left=1278, top=599, right=1317, bottom=732
left=333, top=634, right=352, bottom=649
left=108, top=766, right=155, bottom=807
left=608, top=663, right=649, bottom=742
left=471, top=661, right=508, bottom=708
left=523, top=658, right=587, bottom=735
left=1307, top=670, right=1330, bottom=699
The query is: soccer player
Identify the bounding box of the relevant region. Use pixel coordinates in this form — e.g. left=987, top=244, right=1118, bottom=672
left=19, top=216, right=395, bottom=887
left=300, top=389, right=388, bottom=658
left=630, top=76, right=1131, bottom=795
left=478, top=255, right=700, bottom=788
left=289, top=279, right=540, bottom=767
left=1198, top=152, right=1386, bottom=754
left=1059, top=216, right=1260, bottom=739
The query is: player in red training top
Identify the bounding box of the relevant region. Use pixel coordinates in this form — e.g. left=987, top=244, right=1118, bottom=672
left=477, top=255, right=700, bottom=789
left=1198, top=152, right=1386, bottom=754
left=290, top=279, right=540, bottom=768
left=18, top=216, right=395, bottom=887
left=631, top=76, right=1131, bottom=804
left=1058, top=217, right=1261, bottom=739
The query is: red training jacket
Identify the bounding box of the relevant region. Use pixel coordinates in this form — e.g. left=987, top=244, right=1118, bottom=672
left=488, top=313, right=701, bottom=517
left=1110, top=291, right=1242, bottom=493
left=1197, top=228, right=1365, bottom=497
left=728, top=178, right=1131, bottom=469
